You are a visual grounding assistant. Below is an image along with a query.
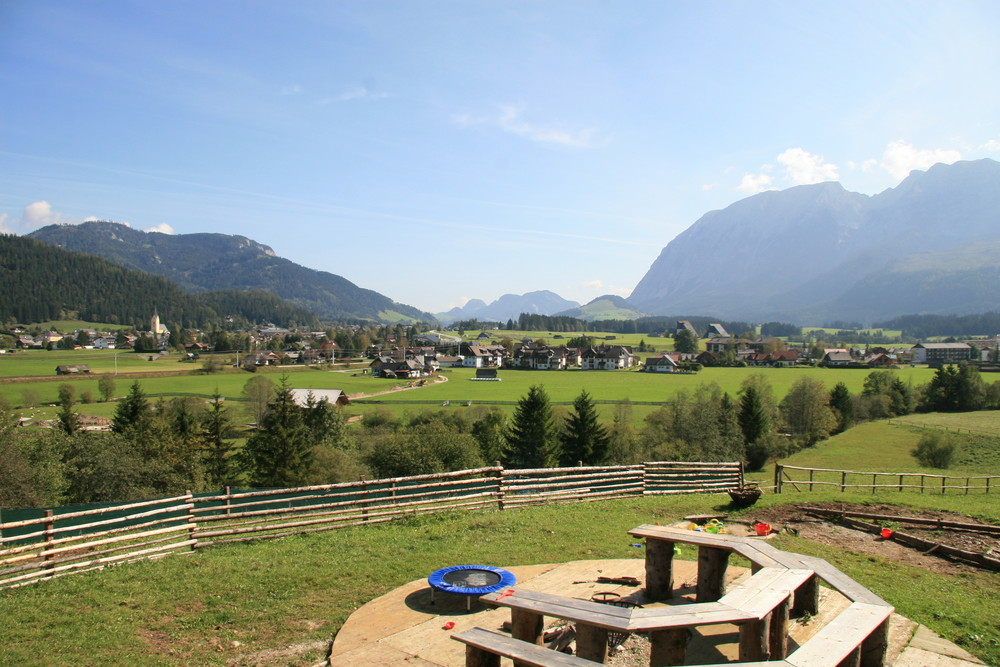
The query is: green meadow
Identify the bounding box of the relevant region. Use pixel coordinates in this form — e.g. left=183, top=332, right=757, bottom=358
left=2, top=347, right=941, bottom=428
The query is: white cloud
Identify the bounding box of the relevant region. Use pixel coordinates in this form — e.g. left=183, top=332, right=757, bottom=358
left=0, top=213, right=12, bottom=234
left=981, top=139, right=1000, bottom=152
left=581, top=279, right=603, bottom=290
left=777, top=148, right=839, bottom=184
left=880, top=140, right=962, bottom=179
left=454, top=104, right=600, bottom=149
left=23, top=200, right=62, bottom=225
left=737, top=172, right=774, bottom=194
left=144, top=223, right=175, bottom=234
left=847, top=159, right=878, bottom=172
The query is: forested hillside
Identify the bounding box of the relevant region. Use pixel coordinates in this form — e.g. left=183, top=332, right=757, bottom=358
left=0, top=235, right=319, bottom=328
left=29, top=221, right=434, bottom=323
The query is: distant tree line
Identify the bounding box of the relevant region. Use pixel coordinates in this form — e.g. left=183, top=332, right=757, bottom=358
left=874, top=312, right=1000, bottom=339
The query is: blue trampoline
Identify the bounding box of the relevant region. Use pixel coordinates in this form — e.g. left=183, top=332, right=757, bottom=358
left=428, top=564, right=516, bottom=611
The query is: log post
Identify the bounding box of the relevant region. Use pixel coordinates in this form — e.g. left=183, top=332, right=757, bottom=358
left=495, top=462, right=505, bottom=511
left=739, top=614, right=771, bottom=661
left=696, top=546, right=729, bottom=602
left=841, top=471, right=847, bottom=493
left=43, top=510, right=55, bottom=568
left=510, top=608, right=544, bottom=646
left=465, top=645, right=500, bottom=667
left=649, top=628, right=686, bottom=667
left=769, top=597, right=791, bottom=659
left=859, top=618, right=890, bottom=666
left=185, top=490, right=198, bottom=551
left=359, top=475, right=368, bottom=522
left=792, top=574, right=820, bottom=618
left=774, top=464, right=783, bottom=494
left=224, top=485, right=231, bottom=517
left=575, top=623, right=608, bottom=663
left=644, top=538, right=675, bottom=601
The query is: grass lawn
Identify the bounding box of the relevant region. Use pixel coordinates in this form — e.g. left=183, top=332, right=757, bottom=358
left=0, top=490, right=996, bottom=666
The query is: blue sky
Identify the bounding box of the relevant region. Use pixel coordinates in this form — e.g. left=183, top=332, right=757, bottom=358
left=2, top=1, right=999, bottom=315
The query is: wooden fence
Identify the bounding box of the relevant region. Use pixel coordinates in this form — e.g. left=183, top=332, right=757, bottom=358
left=774, top=464, right=999, bottom=494
left=0, top=461, right=742, bottom=590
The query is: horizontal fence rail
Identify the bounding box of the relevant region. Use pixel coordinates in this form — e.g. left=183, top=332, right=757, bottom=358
left=775, top=464, right=998, bottom=495
left=0, top=461, right=742, bottom=590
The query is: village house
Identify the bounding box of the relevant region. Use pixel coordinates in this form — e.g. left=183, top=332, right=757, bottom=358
left=705, top=323, right=729, bottom=338
left=644, top=353, right=680, bottom=373
left=910, top=342, right=974, bottom=365
left=289, top=388, right=351, bottom=407
left=511, top=345, right=569, bottom=370
left=821, top=349, right=853, bottom=366
left=580, top=344, right=635, bottom=370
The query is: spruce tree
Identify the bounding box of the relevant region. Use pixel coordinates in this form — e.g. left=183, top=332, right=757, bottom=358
left=202, top=393, right=237, bottom=488
left=828, top=382, right=854, bottom=433
left=111, top=380, right=151, bottom=436
left=505, top=385, right=560, bottom=469
left=559, top=390, right=609, bottom=466
left=239, top=382, right=312, bottom=487
left=738, top=384, right=771, bottom=470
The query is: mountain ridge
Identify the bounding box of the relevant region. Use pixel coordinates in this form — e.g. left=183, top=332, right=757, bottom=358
left=628, top=159, right=1000, bottom=323
left=28, top=221, right=434, bottom=323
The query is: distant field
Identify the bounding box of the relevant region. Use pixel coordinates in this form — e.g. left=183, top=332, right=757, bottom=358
left=0, top=348, right=208, bottom=378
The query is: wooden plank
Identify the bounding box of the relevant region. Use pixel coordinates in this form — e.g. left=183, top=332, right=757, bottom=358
left=785, top=602, right=893, bottom=666
left=452, top=628, right=598, bottom=667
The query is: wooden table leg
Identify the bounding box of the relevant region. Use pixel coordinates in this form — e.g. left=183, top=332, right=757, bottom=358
left=649, top=627, right=687, bottom=666
left=575, top=623, right=609, bottom=663
left=696, top=546, right=729, bottom=602
left=644, top=539, right=675, bottom=601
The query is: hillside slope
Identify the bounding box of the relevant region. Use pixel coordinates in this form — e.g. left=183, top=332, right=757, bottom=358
left=0, top=234, right=319, bottom=328
left=29, top=222, right=433, bottom=323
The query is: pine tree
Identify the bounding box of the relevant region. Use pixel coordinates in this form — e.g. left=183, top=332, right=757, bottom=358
left=739, top=384, right=771, bottom=470
left=559, top=390, right=610, bottom=466
left=828, top=382, right=854, bottom=433
left=239, top=382, right=312, bottom=487
left=505, top=385, right=560, bottom=469
left=111, top=380, right=151, bottom=435
left=202, top=393, right=237, bottom=488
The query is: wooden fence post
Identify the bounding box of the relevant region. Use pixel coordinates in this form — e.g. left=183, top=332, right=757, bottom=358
left=809, top=469, right=814, bottom=492
left=43, top=510, right=55, bottom=568
left=224, top=486, right=231, bottom=517
left=872, top=473, right=877, bottom=494
left=774, top=465, right=783, bottom=494
left=841, top=471, right=847, bottom=493
left=495, top=462, right=505, bottom=511
left=359, top=476, right=368, bottom=522
left=186, top=490, right=198, bottom=551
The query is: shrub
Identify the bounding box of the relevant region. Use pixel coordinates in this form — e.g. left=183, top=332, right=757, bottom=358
left=912, top=431, right=958, bottom=469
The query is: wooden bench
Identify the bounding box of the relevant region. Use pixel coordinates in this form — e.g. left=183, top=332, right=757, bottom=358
left=785, top=602, right=893, bottom=667
left=452, top=627, right=601, bottom=667
left=456, top=527, right=894, bottom=667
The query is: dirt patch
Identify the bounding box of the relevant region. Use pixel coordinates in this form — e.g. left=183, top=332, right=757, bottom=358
left=736, top=502, right=999, bottom=575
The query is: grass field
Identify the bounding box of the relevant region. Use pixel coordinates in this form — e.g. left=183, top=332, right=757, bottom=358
left=0, top=348, right=943, bottom=428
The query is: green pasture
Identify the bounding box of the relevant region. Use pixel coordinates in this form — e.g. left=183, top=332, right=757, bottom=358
left=2, top=358, right=943, bottom=428
left=0, top=348, right=207, bottom=378
left=0, top=490, right=996, bottom=666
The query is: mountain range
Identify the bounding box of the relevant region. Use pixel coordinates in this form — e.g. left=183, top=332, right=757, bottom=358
left=28, top=222, right=433, bottom=323
left=435, top=290, right=580, bottom=324
left=22, top=159, right=1000, bottom=328
left=629, top=158, right=1000, bottom=324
